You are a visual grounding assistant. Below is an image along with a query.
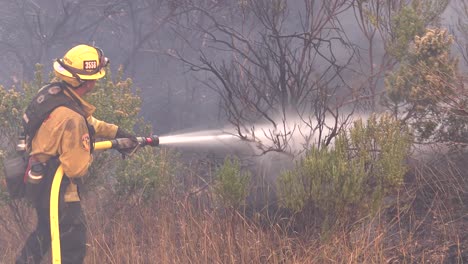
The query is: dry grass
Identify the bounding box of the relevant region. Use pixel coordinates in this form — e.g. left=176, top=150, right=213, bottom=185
left=0, top=155, right=466, bottom=264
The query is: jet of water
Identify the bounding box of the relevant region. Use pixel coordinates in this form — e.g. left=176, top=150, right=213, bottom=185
left=158, top=131, right=237, bottom=146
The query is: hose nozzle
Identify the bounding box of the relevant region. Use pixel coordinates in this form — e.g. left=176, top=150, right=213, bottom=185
left=112, top=135, right=159, bottom=150
left=137, top=135, right=159, bottom=147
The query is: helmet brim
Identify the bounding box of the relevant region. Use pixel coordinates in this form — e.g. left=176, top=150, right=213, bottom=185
left=53, top=61, right=106, bottom=80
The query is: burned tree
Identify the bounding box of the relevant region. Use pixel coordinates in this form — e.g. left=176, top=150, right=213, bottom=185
left=178, top=0, right=359, bottom=155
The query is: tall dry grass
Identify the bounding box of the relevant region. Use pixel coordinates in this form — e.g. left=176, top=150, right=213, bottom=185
left=0, top=153, right=466, bottom=263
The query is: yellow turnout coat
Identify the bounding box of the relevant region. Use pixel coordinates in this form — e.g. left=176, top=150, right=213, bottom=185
left=30, top=87, right=118, bottom=202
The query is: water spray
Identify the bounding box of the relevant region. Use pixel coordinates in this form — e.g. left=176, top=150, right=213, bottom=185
left=104, top=132, right=239, bottom=148
left=158, top=132, right=237, bottom=146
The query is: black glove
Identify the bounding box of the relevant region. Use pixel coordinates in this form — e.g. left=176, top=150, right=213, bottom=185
left=115, top=127, right=137, bottom=140
left=115, top=127, right=138, bottom=158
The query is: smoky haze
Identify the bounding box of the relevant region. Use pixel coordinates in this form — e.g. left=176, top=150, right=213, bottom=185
left=1, top=0, right=467, bottom=227
left=0, top=0, right=464, bottom=140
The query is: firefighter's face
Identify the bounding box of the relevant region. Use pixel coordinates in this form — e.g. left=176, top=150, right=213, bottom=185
left=82, top=80, right=97, bottom=95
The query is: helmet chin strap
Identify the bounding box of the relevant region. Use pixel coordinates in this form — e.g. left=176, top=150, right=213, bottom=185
left=63, top=79, right=86, bottom=89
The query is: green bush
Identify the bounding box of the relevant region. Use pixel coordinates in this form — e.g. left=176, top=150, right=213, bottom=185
left=86, top=66, right=147, bottom=134
left=114, top=147, right=177, bottom=203
left=213, top=157, right=251, bottom=210
left=277, top=114, right=411, bottom=220
left=387, top=5, right=425, bottom=60
left=0, top=64, right=44, bottom=151
left=383, top=28, right=465, bottom=143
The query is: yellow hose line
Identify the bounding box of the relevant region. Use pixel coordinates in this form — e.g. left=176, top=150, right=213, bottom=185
left=95, top=140, right=113, bottom=150
left=50, top=140, right=114, bottom=264
left=50, top=165, right=62, bottom=263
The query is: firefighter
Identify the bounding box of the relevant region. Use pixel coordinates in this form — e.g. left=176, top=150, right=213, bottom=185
left=16, top=44, right=135, bottom=264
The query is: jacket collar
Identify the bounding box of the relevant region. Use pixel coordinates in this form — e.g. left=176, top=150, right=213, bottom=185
left=62, top=84, right=96, bottom=117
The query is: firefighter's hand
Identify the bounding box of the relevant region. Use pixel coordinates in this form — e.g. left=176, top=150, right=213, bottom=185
left=115, top=127, right=138, bottom=159
left=115, top=127, right=137, bottom=140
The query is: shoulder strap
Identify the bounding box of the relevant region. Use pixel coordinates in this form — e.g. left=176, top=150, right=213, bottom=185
left=23, top=82, right=87, bottom=149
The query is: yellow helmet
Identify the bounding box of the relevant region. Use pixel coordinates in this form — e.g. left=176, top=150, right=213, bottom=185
left=53, top=44, right=109, bottom=87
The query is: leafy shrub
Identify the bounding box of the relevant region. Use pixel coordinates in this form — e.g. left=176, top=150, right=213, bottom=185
left=383, top=28, right=466, bottom=143
left=114, top=147, right=177, bottom=203
left=277, top=114, right=411, bottom=220
left=0, top=64, right=44, bottom=151
left=213, top=157, right=251, bottom=209
left=86, top=66, right=147, bottom=134
left=387, top=5, right=425, bottom=60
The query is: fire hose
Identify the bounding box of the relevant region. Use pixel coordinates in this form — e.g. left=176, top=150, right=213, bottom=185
left=50, top=135, right=159, bottom=264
